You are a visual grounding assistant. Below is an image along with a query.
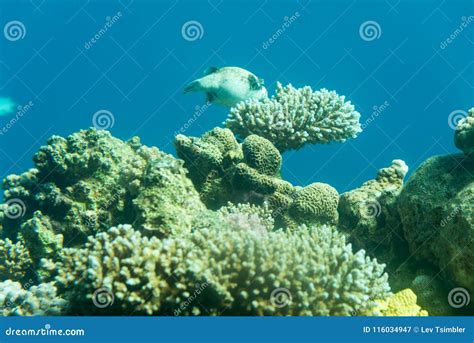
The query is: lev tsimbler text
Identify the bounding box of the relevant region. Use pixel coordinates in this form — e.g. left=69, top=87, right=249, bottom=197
left=362, top=326, right=466, bottom=334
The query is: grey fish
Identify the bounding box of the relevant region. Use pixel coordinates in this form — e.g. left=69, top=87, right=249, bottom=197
left=184, top=66, right=268, bottom=107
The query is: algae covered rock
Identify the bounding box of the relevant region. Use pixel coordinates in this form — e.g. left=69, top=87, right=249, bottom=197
left=56, top=224, right=390, bottom=316
left=225, top=82, right=361, bottom=151
left=338, top=160, right=409, bottom=264
left=398, top=154, right=473, bottom=289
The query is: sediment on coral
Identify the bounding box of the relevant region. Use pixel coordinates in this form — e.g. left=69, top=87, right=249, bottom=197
left=56, top=224, right=390, bottom=316
left=175, top=127, right=339, bottom=228
left=225, top=82, right=362, bottom=152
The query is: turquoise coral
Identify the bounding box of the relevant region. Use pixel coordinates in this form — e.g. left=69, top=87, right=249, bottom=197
left=225, top=82, right=362, bottom=151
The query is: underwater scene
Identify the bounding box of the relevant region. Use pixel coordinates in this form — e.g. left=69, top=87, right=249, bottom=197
left=0, top=0, right=472, bottom=318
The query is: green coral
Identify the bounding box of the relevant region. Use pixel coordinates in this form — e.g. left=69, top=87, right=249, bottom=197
left=175, top=128, right=339, bottom=229
left=398, top=154, right=474, bottom=290
left=0, top=280, right=66, bottom=316
left=0, top=238, right=32, bottom=282
left=454, top=107, right=474, bottom=155
left=225, top=82, right=362, bottom=151
left=338, top=160, right=409, bottom=265
left=56, top=224, right=390, bottom=316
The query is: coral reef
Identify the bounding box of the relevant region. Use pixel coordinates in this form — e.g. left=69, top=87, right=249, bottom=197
left=225, top=82, right=361, bottom=151
left=455, top=107, right=474, bottom=155
left=338, top=160, right=409, bottom=265
left=0, top=238, right=32, bottom=282
left=378, top=289, right=428, bottom=316
left=0, top=280, right=65, bottom=316
left=398, top=154, right=473, bottom=290
left=175, top=128, right=339, bottom=228
left=56, top=224, right=390, bottom=316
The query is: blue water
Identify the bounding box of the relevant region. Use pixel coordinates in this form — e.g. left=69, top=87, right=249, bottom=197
left=0, top=0, right=472, bottom=194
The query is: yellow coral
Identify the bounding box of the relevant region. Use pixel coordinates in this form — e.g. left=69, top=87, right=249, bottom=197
left=379, top=289, right=428, bottom=316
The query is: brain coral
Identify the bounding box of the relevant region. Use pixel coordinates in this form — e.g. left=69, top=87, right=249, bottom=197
left=225, top=82, right=361, bottom=151
left=175, top=128, right=338, bottom=228
left=56, top=224, right=390, bottom=316
left=0, top=280, right=65, bottom=316
left=455, top=107, right=474, bottom=155
left=398, top=154, right=473, bottom=290
left=0, top=129, right=208, bottom=278
left=338, top=160, right=409, bottom=265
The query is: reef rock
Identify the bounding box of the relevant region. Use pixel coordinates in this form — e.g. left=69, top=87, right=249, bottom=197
left=455, top=108, right=474, bottom=155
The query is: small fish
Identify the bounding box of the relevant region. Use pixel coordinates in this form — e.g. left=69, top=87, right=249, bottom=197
left=0, top=97, right=16, bottom=116
left=184, top=66, right=268, bottom=107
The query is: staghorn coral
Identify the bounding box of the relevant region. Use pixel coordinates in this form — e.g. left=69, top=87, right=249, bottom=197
left=56, top=224, right=390, bottom=316
left=378, top=289, right=428, bottom=316
left=225, top=82, right=361, bottom=152
left=0, top=238, right=32, bottom=282
left=0, top=280, right=66, bottom=316
left=398, top=154, right=474, bottom=290
left=338, top=160, right=409, bottom=265
left=0, top=129, right=208, bottom=279
left=454, top=107, right=474, bottom=155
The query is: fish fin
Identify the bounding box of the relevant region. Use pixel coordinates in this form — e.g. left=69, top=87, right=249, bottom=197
left=248, top=75, right=264, bottom=90
left=204, top=67, right=219, bottom=76
left=206, top=92, right=217, bottom=103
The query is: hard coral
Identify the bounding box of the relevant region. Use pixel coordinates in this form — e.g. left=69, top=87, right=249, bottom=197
left=455, top=107, right=474, bottom=155
left=225, top=82, right=361, bottom=151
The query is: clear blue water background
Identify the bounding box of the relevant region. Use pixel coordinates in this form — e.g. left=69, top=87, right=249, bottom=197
left=0, top=0, right=473, bottom=195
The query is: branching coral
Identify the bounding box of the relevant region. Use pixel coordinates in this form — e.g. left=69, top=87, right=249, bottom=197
left=0, top=280, right=66, bottom=316
left=455, top=107, right=474, bottom=155
left=175, top=128, right=338, bottom=228
left=0, top=238, right=32, bottom=282
left=56, top=224, right=390, bottom=316
left=225, top=82, right=362, bottom=151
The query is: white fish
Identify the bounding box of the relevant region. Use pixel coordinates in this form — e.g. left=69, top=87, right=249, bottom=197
left=184, top=67, right=268, bottom=107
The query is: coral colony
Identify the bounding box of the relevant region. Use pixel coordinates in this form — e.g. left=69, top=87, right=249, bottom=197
left=0, top=82, right=472, bottom=316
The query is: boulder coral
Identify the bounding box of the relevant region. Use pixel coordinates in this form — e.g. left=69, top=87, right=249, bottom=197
left=175, top=128, right=339, bottom=228
left=56, top=224, right=390, bottom=316
left=225, top=82, right=362, bottom=151
left=455, top=107, right=474, bottom=155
